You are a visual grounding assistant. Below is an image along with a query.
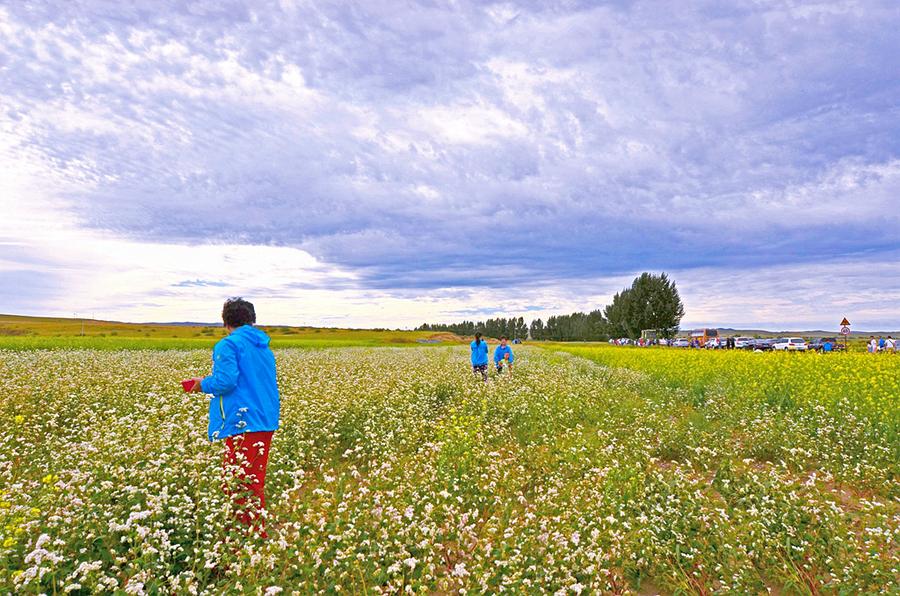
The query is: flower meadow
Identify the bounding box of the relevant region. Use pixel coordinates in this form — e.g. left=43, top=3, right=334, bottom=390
left=0, top=347, right=897, bottom=594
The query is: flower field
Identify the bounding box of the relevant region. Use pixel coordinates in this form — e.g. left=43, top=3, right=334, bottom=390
left=1, top=347, right=897, bottom=594
left=549, top=345, right=900, bottom=434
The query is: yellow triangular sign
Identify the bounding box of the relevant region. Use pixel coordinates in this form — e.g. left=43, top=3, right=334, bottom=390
left=840, top=317, right=850, bottom=326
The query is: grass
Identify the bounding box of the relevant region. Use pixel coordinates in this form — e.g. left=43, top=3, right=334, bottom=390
left=0, top=314, right=457, bottom=350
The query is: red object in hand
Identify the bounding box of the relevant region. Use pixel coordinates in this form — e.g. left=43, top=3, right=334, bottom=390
left=181, top=379, right=198, bottom=393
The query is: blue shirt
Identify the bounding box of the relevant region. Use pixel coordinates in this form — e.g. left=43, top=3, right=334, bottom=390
left=823, top=341, right=833, bottom=352
left=201, top=325, right=281, bottom=441
left=494, top=345, right=514, bottom=364
left=470, top=340, right=489, bottom=365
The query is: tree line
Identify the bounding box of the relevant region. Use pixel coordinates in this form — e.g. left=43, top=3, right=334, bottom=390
left=418, top=317, right=529, bottom=340
left=418, top=272, right=684, bottom=341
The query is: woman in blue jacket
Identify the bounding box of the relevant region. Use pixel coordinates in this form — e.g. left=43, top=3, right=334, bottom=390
left=183, top=297, right=280, bottom=537
left=494, top=335, right=515, bottom=375
left=470, top=332, right=489, bottom=382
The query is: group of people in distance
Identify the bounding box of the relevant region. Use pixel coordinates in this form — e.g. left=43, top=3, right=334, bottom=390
left=469, top=332, right=515, bottom=382
left=868, top=336, right=896, bottom=353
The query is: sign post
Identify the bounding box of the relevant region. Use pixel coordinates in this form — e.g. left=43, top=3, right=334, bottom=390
left=840, top=317, right=851, bottom=351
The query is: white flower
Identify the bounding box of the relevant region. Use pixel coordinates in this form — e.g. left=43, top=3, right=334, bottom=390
left=264, top=587, right=283, bottom=596
left=404, top=557, right=417, bottom=570
left=452, top=563, right=469, bottom=577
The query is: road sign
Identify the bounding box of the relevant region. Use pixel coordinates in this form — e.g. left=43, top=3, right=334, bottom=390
left=840, top=317, right=851, bottom=326
left=841, top=326, right=851, bottom=335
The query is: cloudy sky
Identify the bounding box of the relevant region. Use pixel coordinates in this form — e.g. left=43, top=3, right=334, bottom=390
left=1, top=1, right=898, bottom=330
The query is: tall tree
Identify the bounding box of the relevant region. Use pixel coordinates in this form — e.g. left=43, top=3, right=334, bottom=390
left=628, top=272, right=684, bottom=338
left=603, top=290, right=632, bottom=338
left=604, top=272, right=684, bottom=339
left=515, top=317, right=527, bottom=340
left=530, top=318, right=544, bottom=340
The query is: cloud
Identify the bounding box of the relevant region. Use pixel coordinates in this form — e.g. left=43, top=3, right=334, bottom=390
left=1, top=1, right=898, bottom=327
left=171, top=279, right=229, bottom=288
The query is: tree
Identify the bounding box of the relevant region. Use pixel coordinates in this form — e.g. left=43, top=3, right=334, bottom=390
left=630, top=272, right=684, bottom=338
left=603, top=290, right=632, bottom=338
left=530, top=318, right=544, bottom=340
left=515, top=317, right=528, bottom=340
left=604, top=272, right=684, bottom=339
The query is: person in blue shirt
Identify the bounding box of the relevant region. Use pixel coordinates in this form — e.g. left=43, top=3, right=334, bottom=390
left=182, top=297, right=280, bottom=537
left=823, top=339, right=833, bottom=353
left=494, top=335, right=515, bottom=375
left=470, top=332, right=489, bottom=382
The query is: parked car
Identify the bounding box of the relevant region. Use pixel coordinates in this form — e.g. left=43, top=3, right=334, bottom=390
left=808, top=337, right=845, bottom=352
left=733, top=337, right=754, bottom=349
left=773, top=337, right=808, bottom=351
left=704, top=337, right=723, bottom=349
left=672, top=338, right=690, bottom=347
left=751, top=338, right=776, bottom=351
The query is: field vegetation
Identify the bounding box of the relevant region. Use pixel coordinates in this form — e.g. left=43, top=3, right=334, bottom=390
left=547, top=344, right=899, bottom=430
left=1, top=345, right=896, bottom=594
left=0, top=315, right=451, bottom=350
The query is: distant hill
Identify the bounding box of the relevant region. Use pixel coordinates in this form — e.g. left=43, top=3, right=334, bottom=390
left=0, top=314, right=462, bottom=347
left=143, top=321, right=223, bottom=327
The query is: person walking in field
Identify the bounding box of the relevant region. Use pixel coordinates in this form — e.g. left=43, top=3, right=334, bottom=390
left=868, top=336, right=878, bottom=353
left=494, top=336, right=515, bottom=375
left=886, top=336, right=896, bottom=354
left=471, top=332, right=489, bottom=382
left=183, top=297, right=280, bottom=538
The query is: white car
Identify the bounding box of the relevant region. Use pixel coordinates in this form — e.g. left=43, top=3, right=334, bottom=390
left=734, top=337, right=754, bottom=349
left=672, top=338, right=690, bottom=347
left=773, top=337, right=808, bottom=351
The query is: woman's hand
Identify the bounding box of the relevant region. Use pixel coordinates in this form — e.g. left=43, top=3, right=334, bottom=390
left=181, top=378, right=204, bottom=393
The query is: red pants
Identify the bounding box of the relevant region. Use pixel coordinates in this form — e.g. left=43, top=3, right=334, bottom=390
left=223, top=431, right=274, bottom=537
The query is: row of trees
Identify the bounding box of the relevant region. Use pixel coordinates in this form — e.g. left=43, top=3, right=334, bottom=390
left=418, top=273, right=685, bottom=341
left=529, top=310, right=606, bottom=341
left=418, top=317, right=529, bottom=340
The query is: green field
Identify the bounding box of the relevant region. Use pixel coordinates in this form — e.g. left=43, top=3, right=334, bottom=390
left=1, top=344, right=897, bottom=594
left=0, top=314, right=455, bottom=350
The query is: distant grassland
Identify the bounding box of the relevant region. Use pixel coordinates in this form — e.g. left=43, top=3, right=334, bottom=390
left=0, top=314, right=458, bottom=350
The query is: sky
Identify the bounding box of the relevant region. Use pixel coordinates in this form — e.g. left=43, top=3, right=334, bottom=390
left=1, top=1, right=898, bottom=330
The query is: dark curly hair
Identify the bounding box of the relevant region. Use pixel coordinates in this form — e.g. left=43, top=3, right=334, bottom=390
left=222, top=297, right=256, bottom=328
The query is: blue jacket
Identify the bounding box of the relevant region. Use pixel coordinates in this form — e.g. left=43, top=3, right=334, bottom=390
left=201, top=325, right=280, bottom=441
left=494, top=345, right=514, bottom=364
left=470, top=340, right=489, bottom=365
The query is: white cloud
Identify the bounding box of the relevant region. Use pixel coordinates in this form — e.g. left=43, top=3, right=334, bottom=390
left=0, top=1, right=898, bottom=328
